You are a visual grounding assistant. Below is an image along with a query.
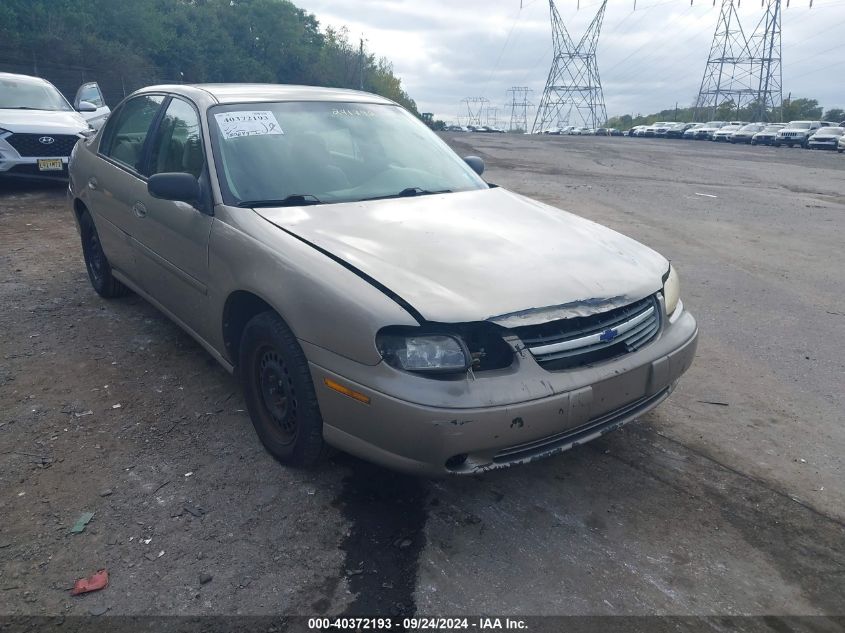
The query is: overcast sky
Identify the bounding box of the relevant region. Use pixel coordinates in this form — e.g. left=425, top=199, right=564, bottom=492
left=297, top=0, right=845, bottom=124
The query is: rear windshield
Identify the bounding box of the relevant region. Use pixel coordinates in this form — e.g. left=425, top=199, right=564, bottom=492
left=0, top=77, right=72, bottom=111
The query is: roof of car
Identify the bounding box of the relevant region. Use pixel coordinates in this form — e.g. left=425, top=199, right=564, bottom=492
left=138, top=83, right=395, bottom=105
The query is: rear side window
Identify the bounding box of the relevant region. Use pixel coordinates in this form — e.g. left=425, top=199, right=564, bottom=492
left=100, top=95, right=165, bottom=172
left=148, top=97, right=204, bottom=178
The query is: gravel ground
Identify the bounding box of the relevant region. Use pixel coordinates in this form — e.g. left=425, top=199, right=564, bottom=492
left=0, top=135, right=843, bottom=623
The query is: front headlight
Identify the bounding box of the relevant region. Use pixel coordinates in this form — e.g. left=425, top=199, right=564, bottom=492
left=662, top=265, right=680, bottom=316
left=377, top=331, right=470, bottom=374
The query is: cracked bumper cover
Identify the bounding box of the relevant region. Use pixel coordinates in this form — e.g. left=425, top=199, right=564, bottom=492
left=307, top=309, right=698, bottom=476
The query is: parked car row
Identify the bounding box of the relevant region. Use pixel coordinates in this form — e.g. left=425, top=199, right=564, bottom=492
left=444, top=124, right=506, bottom=133
left=625, top=119, right=845, bottom=151
left=1, top=72, right=110, bottom=180
left=536, top=126, right=623, bottom=136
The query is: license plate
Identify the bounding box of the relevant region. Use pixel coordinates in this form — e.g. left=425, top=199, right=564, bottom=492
left=37, top=159, right=63, bottom=171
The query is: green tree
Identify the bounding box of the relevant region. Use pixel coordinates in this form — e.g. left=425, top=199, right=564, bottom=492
left=782, top=98, right=823, bottom=121
left=823, top=108, right=844, bottom=123
left=0, top=0, right=418, bottom=112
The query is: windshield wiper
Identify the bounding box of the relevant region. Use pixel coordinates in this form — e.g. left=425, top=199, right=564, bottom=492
left=360, top=187, right=452, bottom=201
left=237, top=194, right=322, bottom=208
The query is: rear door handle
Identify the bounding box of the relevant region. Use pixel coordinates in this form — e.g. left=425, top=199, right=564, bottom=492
left=132, top=202, right=147, bottom=218
left=87, top=177, right=98, bottom=191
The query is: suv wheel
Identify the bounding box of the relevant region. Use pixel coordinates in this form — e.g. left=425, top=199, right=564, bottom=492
left=79, top=210, right=129, bottom=298
left=239, top=311, right=326, bottom=467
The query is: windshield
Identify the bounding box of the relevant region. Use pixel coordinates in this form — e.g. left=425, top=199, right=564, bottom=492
left=0, top=76, right=72, bottom=111
left=816, top=127, right=843, bottom=135
left=210, top=101, right=488, bottom=206
left=761, top=126, right=782, bottom=132
left=704, top=121, right=726, bottom=128
left=788, top=122, right=812, bottom=129
left=739, top=124, right=762, bottom=132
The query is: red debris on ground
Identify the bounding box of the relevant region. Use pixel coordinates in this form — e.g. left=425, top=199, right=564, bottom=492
left=70, top=569, right=109, bottom=596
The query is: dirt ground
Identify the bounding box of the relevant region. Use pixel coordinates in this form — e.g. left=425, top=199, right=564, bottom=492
left=0, top=136, right=843, bottom=624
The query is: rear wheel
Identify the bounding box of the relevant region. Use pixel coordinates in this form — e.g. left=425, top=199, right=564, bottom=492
left=239, top=311, right=326, bottom=467
left=79, top=210, right=129, bottom=298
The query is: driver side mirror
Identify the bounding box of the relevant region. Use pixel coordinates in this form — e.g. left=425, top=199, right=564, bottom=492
left=76, top=101, right=97, bottom=113
left=148, top=173, right=200, bottom=204
left=463, top=155, right=484, bottom=176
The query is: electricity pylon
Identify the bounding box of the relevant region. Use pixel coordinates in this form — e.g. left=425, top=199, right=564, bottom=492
left=694, top=0, right=782, bottom=122
left=532, top=0, right=608, bottom=133
left=507, top=87, right=533, bottom=132
left=460, top=97, right=489, bottom=127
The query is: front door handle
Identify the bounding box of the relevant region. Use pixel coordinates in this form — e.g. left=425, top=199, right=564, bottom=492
left=132, top=202, right=147, bottom=218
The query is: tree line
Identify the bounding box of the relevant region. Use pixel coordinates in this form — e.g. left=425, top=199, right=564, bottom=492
left=0, top=0, right=418, bottom=113
left=607, top=98, right=844, bottom=129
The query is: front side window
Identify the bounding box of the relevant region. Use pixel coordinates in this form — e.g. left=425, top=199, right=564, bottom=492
left=100, top=95, right=165, bottom=172
left=77, top=83, right=105, bottom=108
left=0, top=77, right=72, bottom=111
left=148, top=98, right=204, bottom=178
left=209, top=101, right=488, bottom=206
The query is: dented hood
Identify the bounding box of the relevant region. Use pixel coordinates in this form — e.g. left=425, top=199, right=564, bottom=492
left=254, top=187, right=668, bottom=326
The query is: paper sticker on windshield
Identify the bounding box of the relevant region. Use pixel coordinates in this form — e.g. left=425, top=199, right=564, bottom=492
left=214, top=111, right=284, bottom=139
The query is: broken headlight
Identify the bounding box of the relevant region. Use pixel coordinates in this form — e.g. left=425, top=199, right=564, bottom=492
left=662, top=264, right=680, bottom=316
left=377, top=331, right=470, bottom=374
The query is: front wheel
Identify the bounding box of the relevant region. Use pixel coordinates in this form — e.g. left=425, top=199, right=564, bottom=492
left=79, top=210, right=129, bottom=298
left=239, top=311, right=326, bottom=467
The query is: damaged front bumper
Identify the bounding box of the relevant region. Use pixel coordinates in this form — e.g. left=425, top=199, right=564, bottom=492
left=306, top=309, right=698, bottom=476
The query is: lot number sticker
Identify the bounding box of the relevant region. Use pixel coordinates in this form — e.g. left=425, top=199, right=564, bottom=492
left=214, top=111, right=284, bottom=139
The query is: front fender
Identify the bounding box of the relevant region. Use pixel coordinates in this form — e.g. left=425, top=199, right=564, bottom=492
left=207, top=205, right=419, bottom=366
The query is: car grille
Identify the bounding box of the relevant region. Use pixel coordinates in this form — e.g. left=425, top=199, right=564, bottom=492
left=5, top=133, right=80, bottom=157
left=512, top=295, right=660, bottom=371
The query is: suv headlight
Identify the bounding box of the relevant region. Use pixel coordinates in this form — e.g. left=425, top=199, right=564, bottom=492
left=377, top=330, right=470, bottom=374
left=662, top=265, right=680, bottom=316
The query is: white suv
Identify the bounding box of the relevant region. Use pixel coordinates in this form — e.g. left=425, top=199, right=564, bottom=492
left=0, top=72, right=108, bottom=180
left=774, top=121, right=830, bottom=148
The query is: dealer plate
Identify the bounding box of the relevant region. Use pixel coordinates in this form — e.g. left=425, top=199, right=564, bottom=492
left=37, top=159, right=63, bottom=171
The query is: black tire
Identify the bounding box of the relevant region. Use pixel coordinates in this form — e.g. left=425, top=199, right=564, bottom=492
left=79, top=210, right=129, bottom=298
left=239, top=311, right=326, bottom=467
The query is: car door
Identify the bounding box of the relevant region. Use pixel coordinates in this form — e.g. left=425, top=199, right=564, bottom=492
left=131, top=96, right=214, bottom=340
left=87, top=94, right=165, bottom=281
left=74, top=83, right=111, bottom=130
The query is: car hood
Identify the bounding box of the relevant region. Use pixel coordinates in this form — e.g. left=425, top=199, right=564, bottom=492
left=254, top=188, right=668, bottom=327
left=0, top=109, right=89, bottom=134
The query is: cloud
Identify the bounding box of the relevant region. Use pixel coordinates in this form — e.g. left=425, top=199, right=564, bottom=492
left=298, top=0, right=845, bottom=123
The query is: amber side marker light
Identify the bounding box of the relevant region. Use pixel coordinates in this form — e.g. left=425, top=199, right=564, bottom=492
left=323, top=378, right=371, bottom=405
